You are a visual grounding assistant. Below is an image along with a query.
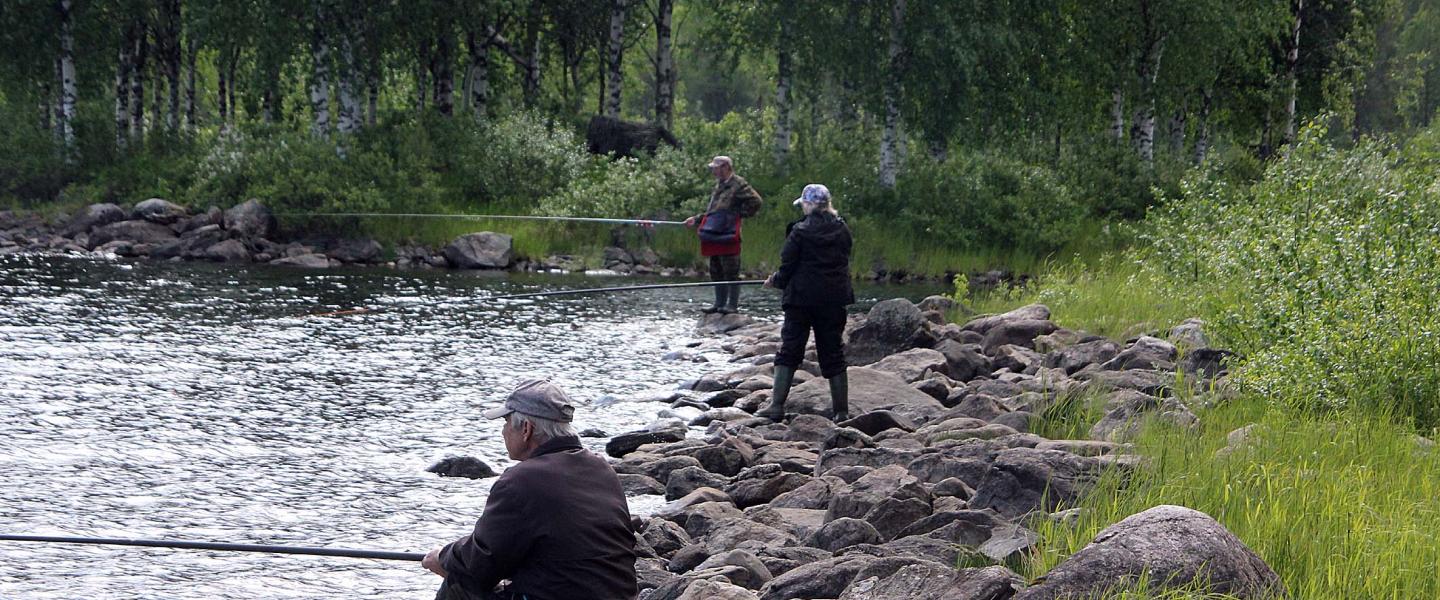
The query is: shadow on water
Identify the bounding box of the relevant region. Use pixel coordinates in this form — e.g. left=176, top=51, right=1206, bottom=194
left=0, top=254, right=941, bottom=598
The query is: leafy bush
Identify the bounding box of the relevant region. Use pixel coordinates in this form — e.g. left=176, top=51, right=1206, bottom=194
left=1144, top=120, right=1440, bottom=427
left=898, top=150, right=1086, bottom=252
left=536, top=146, right=707, bottom=219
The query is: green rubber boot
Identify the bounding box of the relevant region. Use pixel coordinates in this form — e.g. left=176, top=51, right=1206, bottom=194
left=701, top=285, right=725, bottom=314
left=718, top=284, right=740, bottom=314
left=829, top=372, right=850, bottom=422
left=756, top=365, right=794, bottom=421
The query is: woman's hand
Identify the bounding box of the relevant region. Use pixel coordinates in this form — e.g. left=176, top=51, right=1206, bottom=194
left=763, top=274, right=776, bottom=289
left=422, top=546, right=448, bottom=577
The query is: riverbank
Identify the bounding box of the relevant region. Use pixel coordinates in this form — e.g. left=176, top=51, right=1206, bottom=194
left=1, top=198, right=1065, bottom=290
left=602, top=296, right=1288, bottom=599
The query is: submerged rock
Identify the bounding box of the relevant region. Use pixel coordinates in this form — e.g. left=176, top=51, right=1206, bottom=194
left=426, top=456, right=497, bottom=479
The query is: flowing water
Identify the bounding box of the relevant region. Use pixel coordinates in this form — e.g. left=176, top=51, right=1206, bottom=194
left=0, top=254, right=939, bottom=599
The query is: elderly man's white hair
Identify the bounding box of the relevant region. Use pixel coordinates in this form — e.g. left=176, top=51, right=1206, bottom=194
left=510, top=411, right=578, bottom=441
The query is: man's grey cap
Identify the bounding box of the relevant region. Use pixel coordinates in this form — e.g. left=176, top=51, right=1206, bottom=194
left=482, top=379, right=577, bottom=422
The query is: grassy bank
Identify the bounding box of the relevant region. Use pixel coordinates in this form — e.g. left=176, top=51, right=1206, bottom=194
left=964, top=119, right=1440, bottom=598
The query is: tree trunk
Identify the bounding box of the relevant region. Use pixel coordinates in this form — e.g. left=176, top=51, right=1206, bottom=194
left=1110, top=88, right=1125, bottom=141
left=654, top=0, right=675, bottom=129
left=184, top=33, right=197, bottom=130
left=1168, top=100, right=1186, bottom=156
left=878, top=0, right=906, bottom=189
left=309, top=2, right=331, bottom=137
left=131, top=23, right=146, bottom=142
left=433, top=31, right=455, bottom=117
left=466, top=30, right=490, bottom=121
left=366, top=75, right=378, bottom=126
left=1194, top=87, right=1213, bottom=164
left=521, top=3, right=543, bottom=109
left=415, top=38, right=430, bottom=113
left=162, top=0, right=181, bottom=133
left=1130, top=0, right=1163, bottom=166
left=604, top=0, right=626, bottom=118
left=336, top=16, right=361, bottom=134
left=41, top=71, right=53, bottom=133
left=227, top=54, right=240, bottom=123
left=1283, top=0, right=1303, bottom=152
left=116, top=23, right=134, bottom=150
left=774, top=14, right=793, bottom=166
left=217, top=51, right=229, bottom=124
left=57, top=0, right=78, bottom=162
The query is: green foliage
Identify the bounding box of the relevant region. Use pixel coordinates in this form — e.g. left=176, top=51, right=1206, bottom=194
left=1144, top=119, right=1440, bottom=428
left=899, top=150, right=1085, bottom=252
left=537, top=146, right=706, bottom=219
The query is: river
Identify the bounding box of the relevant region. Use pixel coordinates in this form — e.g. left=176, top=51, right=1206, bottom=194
left=0, top=254, right=940, bottom=599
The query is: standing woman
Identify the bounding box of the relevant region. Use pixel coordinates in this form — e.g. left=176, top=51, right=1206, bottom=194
left=758, top=184, right=854, bottom=422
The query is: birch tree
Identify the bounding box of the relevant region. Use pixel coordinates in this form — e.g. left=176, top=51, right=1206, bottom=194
left=603, top=0, right=627, bottom=119
left=878, top=0, right=906, bottom=189
left=309, top=0, right=331, bottom=137
left=653, top=0, right=674, bottom=130
left=57, top=0, right=77, bottom=162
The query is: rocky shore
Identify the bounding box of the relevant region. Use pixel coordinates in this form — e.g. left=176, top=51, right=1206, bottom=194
left=602, top=298, right=1285, bottom=600
left=1, top=200, right=1020, bottom=287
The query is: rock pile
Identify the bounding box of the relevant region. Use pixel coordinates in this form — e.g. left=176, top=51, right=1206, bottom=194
left=613, top=300, right=1280, bottom=600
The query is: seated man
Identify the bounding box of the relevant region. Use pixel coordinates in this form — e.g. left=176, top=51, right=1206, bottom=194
left=423, top=380, right=638, bottom=600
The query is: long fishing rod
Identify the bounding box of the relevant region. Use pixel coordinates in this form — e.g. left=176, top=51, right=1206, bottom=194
left=0, top=534, right=423, bottom=561
left=280, top=212, right=687, bottom=227
left=307, top=279, right=766, bottom=318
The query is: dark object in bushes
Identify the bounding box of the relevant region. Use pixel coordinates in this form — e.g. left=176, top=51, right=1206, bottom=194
left=586, top=115, right=681, bottom=158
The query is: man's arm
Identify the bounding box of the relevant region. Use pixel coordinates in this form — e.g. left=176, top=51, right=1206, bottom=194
left=432, top=478, right=535, bottom=589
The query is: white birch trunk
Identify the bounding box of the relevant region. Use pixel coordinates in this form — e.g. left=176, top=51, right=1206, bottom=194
left=184, top=34, right=196, bottom=130
left=163, top=0, right=181, bottom=133
left=654, top=0, right=674, bottom=129
left=466, top=30, right=490, bottom=122
left=1130, top=16, right=1163, bottom=165
left=116, top=25, right=133, bottom=150
left=604, top=0, right=626, bottom=119
left=774, top=17, right=793, bottom=166
left=1194, top=88, right=1212, bottom=164
left=878, top=0, right=906, bottom=189
left=131, top=27, right=146, bottom=141
left=336, top=19, right=361, bottom=135
left=434, top=32, right=455, bottom=117
left=1110, top=88, right=1125, bottom=141
left=309, top=2, right=331, bottom=137
left=1284, top=0, right=1303, bottom=152
left=58, top=0, right=77, bottom=162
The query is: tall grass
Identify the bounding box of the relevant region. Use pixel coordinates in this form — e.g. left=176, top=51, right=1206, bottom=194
left=1025, top=401, right=1440, bottom=599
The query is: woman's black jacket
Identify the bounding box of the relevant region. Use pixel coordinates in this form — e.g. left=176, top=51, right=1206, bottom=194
left=771, top=211, right=855, bottom=307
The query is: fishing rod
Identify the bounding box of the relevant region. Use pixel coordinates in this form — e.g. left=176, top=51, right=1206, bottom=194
left=280, top=212, right=687, bottom=227
left=0, top=534, right=422, bottom=561
left=306, top=279, right=766, bottom=318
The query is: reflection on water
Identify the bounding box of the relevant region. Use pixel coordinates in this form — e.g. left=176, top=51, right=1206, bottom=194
left=0, top=254, right=938, bottom=598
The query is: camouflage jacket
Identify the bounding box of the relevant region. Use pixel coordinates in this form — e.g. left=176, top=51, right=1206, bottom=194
left=700, top=175, right=763, bottom=219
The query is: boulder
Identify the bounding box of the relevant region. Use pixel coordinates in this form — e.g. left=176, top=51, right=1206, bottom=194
left=619, top=473, right=666, bottom=496
left=704, top=517, right=796, bottom=554
left=642, top=518, right=693, bottom=558
left=869, top=348, right=949, bottom=383
left=1168, top=318, right=1210, bottom=350
left=132, top=198, right=188, bottom=224
left=1044, top=339, right=1121, bottom=375
left=326, top=238, right=384, bottom=263
left=1181, top=348, right=1236, bottom=379
left=667, top=466, right=731, bottom=500
left=425, top=456, right=496, bottom=479
left=1090, top=394, right=1199, bottom=442
left=785, top=367, right=944, bottom=423
left=204, top=239, right=252, bottom=262
left=725, top=469, right=811, bottom=508
left=770, top=476, right=851, bottom=510
left=839, top=410, right=917, bottom=437
left=606, top=426, right=687, bottom=458
left=175, top=206, right=223, bottom=234
left=758, top=554, right=878, bottom=600
left=840, top=563, right=1024, bottom=600
left=676, top=579, right=759, bottom=600
left=150, top=224, right=229, bottom=259
left=961, top=304, right=1050, bottom=335
left=1013, top=505, right=1286, bottom=600
left=88, top=220, right=178, bottom=248
left=744, top=506, right=828, bottom=540
left=693, top=549, right=774, bottom=588
left=969, top=448, right=1110, bottom=518
left=864, top=496, right=932, bottom=541
left=60, top=203, right=126, bottom=237
left=807, top=517, right=883, bottom=552
left=826, top=465, right=930, bottom=522
left=269, top=253, right=333, bottom=268
left=1074, top=368, right=1173, bottom=396
left=932, top=340, right=992, bottom=382
left=846, top=299, right=928, bottom=366
left=981, top=319, right=1059, bottom=355
left=1102, top=336, right=1178, bottom=371
left=991, top=344, right=1044, bottom=373
left=223, top=199, right=277, bottom=239
left=444, top=232, right=515, bottom=269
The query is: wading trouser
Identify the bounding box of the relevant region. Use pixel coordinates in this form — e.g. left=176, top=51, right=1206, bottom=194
left=708, top=254, right=742, bottom=311
left=775, top=304, right=848, bottom=377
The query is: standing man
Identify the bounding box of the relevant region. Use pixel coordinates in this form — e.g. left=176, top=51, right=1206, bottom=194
left=423, top=380, right=638, bottom=600
left=685, top=155, right=763, bottom=314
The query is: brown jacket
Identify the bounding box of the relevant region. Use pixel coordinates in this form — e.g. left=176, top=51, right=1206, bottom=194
left=439, top=436, right=637, bottom=600
left=695, top=174, right=763, bottom=220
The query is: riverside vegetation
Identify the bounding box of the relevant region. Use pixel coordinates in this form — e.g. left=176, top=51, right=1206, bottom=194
left=971, top=120, right=1440, bottom=598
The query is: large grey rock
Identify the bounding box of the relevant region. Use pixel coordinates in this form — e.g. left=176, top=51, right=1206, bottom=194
left=826, top=465, right=930, bottom=522
left=846, top=299, right=928, bottom=366
left=175, top=206, right=223, bottom=234
left=969, top=448, right=1109, bottom=518
left=60, top=203, right=126, bottom=237
left=443, top=231, right=515, bottom=269
left=770, top=476, right=851, bottom=510
left=807, top=517, right=882, bottom=552
left=1044, top=339, right=1121, bottom=375
left=982, top=319, right=1060, bottom=355
left=704, top=517, right=796, bottom=554
left=1103, top=336, right=1178, bottom=371
left=325, top=238, right=383, bottom=263
left=1074, top=368, right=1173, bottom=396
left=150, top=224, right=228, bottom=259
left=840, top=563, right=1024, bottom=600
left=269, top=253, right=333, bottom=268
left=1090, top=394, right=1199, bottom=442
left=869, top=348, right=949, bottom=383
left=88, top=220, right=178, bottom=248
left=425, top=456, right=496, bottom=479
left=725, top=469, right=811, bottom=508
left=204, top=239, right=252, bottom=262
left=1168, top=318, right=1210, bottom=349
left=961, top=304, right=1051, bottom=335
left=223, top=199, right=277, bottom=238
left=1014, top=505, right=1287, bottom=600
left=676, top=579, right=759, bottom=600
left=606, top=426, right=687, bottom=458
left=744, top=506, right=828, bottom=540
left=839, top=410, right=917, bottom=437
left=785, top=367, right=944, bottom=423
left=666, top=466, right=731, bottom=500
left=642, top=518, right=693, bottom=558
left=864, top=496, right=933, bottom=541
left=693, top=549, right=774, bottom=589
left=758, top=554, right=878, bottom=600
left=933, top=340, right=992, bottom=382
left=132, top=198, right=188, bottom=224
